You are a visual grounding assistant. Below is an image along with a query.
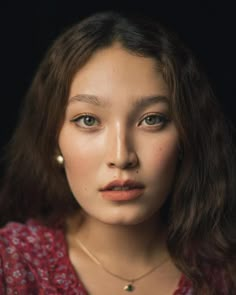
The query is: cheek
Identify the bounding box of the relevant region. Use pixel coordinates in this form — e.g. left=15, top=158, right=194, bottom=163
left=61, top=143, right=99, bottom=198
left=156, top=144, right=178, bottom=164
left=64, top=147, right=99, bottom=182
left=144, top=137, right=179, bottom=176
left=59, top=130, right=101, bottom=181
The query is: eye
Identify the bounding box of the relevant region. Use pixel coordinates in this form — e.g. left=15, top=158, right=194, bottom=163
left=139, top=114, right=169, bottom=127
left=71, top=114, right=99, bottom=128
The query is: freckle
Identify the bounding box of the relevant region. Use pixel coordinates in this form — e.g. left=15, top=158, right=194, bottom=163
left=136, top=170, right=139, bottom=174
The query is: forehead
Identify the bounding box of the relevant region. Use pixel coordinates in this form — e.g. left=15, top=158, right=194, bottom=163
left=69, top=43, right=169, bottom=100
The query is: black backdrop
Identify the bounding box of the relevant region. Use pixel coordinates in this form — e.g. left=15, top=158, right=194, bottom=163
left=0, top=1, right=235, bottom=175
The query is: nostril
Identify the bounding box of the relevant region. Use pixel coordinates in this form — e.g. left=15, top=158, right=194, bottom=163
left=107, top=156, right=138, bottom=169
left=127, top=161, right=135, bottom=168
left=108, top=162, right=116, bottom=168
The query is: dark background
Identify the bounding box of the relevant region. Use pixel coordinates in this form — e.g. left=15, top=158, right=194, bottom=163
left=0, top=1, right=235, bottom=174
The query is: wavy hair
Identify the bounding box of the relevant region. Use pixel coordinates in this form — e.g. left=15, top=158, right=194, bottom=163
left=0, top=11, right=235, bottom=293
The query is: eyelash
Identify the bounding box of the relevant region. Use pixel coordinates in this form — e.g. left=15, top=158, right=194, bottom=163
left=71, top=113, right=169, bottom=129
left=138, top=113, right=170, bottom=128
left=71, top=113, right=100, bottom=128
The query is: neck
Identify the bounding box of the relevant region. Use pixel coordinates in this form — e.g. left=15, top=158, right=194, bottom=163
left=66, top=210, right=168, bottom=268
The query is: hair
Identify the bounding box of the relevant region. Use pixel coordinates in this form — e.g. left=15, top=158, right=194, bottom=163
left=0, top=11, right=235, bottom=293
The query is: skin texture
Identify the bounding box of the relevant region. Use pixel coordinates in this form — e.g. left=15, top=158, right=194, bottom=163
left=59, top=43, right=182, bottom=295
left=59, top=43, right=179, bottom=227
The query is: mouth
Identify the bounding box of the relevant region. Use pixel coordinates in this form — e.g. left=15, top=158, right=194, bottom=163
left=100, top=179, right=145, bottom=201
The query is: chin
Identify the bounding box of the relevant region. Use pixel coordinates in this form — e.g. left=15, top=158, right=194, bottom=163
left=96, top=209, right=159, bottom=226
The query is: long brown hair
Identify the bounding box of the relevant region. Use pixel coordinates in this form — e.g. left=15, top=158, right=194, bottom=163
left=0, top=11, right=235, bottom=293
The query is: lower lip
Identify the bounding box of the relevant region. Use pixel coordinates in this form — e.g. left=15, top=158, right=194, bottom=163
left=100, top=188, right=144, bottom=201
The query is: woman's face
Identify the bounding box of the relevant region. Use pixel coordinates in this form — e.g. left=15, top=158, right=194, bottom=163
left=58, top=43, right=179, bottom=225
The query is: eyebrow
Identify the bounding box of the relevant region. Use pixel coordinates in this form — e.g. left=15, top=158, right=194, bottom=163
left=133, top=95, right=169, bottom=108
left=68, top=94, right=169, bottom=108
left=69, top=94, right=102, bottom=106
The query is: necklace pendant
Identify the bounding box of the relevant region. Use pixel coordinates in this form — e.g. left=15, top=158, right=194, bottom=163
left=124, top=284, right=134, bottom=292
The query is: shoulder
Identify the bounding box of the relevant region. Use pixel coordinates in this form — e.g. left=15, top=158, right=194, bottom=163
left=0, top=219, right=62, bottom=247
left=0, top=220, right=87, bottom=294
left=205, top=263, right=235, bottom=293
left=0, top=219, right=67, bottom=270
left=0, top=220, right=71, bottom=294
left=175, top=270, right=234, bottom=295
left=0, top=219, right=64, bottom=260
left=174, top=274, right=193, bottom=295
left=173, top=262, right=234, bottom=295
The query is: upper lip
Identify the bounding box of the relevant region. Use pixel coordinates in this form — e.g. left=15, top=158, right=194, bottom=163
left=100, top=179, right=145, bottom=191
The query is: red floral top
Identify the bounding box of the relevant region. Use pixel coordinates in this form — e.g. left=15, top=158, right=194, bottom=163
left=0, top=220, right=229, bottom=294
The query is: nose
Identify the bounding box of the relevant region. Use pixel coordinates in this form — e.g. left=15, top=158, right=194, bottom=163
left=106, top=123, right=138, bottom=169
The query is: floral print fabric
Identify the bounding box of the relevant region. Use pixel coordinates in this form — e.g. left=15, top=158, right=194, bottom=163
left=0, top=219, right=216, bottom=295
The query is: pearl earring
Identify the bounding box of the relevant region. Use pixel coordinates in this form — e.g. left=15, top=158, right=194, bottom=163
left=56, top=155, right=64, bottom=164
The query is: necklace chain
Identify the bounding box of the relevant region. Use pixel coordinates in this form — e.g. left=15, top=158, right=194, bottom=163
left=76, top=237, right=169, bottom=286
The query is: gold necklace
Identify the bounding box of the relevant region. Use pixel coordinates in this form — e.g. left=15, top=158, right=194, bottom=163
left=76, top=238, right=169, bottom=292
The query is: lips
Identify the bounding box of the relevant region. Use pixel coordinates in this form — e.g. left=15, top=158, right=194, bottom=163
left=101, top=179, right=144, bottom=191
left=100, top=179, right=145, bottom=201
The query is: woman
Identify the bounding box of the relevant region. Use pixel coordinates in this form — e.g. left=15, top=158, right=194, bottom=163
left=0, top=11, right=235, bottom=294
